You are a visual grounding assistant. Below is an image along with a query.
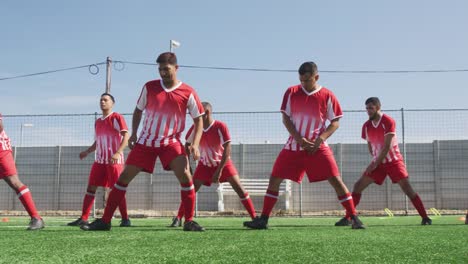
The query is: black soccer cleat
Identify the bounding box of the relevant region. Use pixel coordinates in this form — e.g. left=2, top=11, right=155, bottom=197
left=351, top=215, right=365, bottom=229
left=335, top=217, right=352, bottom=226
left=67, top=218, right=89, bottom=227
left=169, top=217, right=182, bottom=227
left=244, top=216, right=268, bottom=230
left=27, top=217, right=45, bottom=231
left=80, top=218, right=111, bottom=231
left=183, top=220, right=205, bottom=232
left=120, top=218, right=131, bottom=227
left=421, top=217, right=432, bottom=225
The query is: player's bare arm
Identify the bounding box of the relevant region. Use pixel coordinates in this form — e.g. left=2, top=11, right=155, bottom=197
left=281, top=112, right=313, bottom=151
left=213, top=142, right=231, bottom=183
left=129, top=107, right=143, bottom=149
left=364, top=133, right=394, bottom=175
left=0, top=118, right=4, bottom=134
left=80, top=141, right=96, bottom=160
left=311, top=118, right=340, bottom=154
left=111, top=131, right=130, bottom=164
left=188, top=116, right=203, bottom=160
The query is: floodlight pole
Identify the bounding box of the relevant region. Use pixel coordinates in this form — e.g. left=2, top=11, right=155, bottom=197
left=106, top=57, right=112, bottom=93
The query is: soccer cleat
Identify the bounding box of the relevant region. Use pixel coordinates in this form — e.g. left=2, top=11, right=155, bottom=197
left=421, top=217, right=432, bottom=225
left=351, top=215, right=365, bottom=229
left=169, top=217, right=182, bottom=227
left=27, top=217, right=45, bottom=231
left=335, top=217, right=352, bottom=226
left=183, top=220, right=205, bottom=232
left=120, top=218, right=131, bottom=227
left=80, top=218, right=111, bottom=231
left=244, top=216, right=268, bottom=230
left=67, top=218, right=89, bottom=226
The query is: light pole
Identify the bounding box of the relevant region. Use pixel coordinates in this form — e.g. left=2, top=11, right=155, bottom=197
left=20, top=123, right=34, bottom=147
left=170, top=40, right=181, bottom=53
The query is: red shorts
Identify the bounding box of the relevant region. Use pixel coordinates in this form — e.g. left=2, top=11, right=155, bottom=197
left=0, top=151, right=17, bottom=179
left=271, top=147, right=340, bottom=183
left=126, top=142, right=186, bottom=173
left=194, top=161, right=238, bottom=186
left=88, top=162, right=124, bottom=188
left=367, top=160, right=408, bottom=185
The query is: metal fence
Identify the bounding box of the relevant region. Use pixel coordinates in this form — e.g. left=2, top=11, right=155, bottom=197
left=1, top=109, right=467, bottom=217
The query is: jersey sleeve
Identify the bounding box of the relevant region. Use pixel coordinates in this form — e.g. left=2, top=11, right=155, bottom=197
left=361, top=123, right=368, bottom=141
left=136, top=84, right=148, bottom=110
left=218, top=122, right=231, bottom=145
left=185, top=125, right=195, bottom=143
left=187, top=91, right=204, bottom=119
left=383, top=115, right=396, bottom=135
left=326, top=92, right=343, bottom=121
left=113, top=113, right=128, bottom=132
left=280, top=88, right=292, bottom=116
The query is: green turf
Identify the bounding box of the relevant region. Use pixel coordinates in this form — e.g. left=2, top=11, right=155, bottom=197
left=0, top=216, right=466, bottom=263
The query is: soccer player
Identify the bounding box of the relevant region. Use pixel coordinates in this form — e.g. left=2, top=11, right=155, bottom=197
left=169, top=102, right=256, bottom=227
left=335, top=97, right=432, bottom=226
left=67, top=93, right=131, bottom=227
left=0, top=113, right=44, bottom=230
left=82, top=52, right=205, bottom=231
left=244, top=61, right=364, bottom=229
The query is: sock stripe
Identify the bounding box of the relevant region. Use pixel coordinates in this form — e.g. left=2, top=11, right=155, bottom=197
left=181, top=185, right=194, bottom=191
left=17, top=188, right=30, bottom=197
left=114, top=184, right=127, bottom=191
left=241, top=194, right=250, bottom=201
left=265, top=193, right=278, bottom=199
left=86, top=192, right=96, bottom=196
left=339, top=196, right=352, bottom=203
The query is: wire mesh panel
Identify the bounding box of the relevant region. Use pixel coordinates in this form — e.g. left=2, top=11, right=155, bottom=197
left=0, top=110, right=467, bottom=217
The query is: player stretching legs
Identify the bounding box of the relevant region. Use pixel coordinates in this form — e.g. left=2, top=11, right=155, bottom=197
left=335, top=97, right=431, bottom=226
left=244, top=62, right=364, bottom=230
left=169, top=102, right=256, bottom=227
left=68, top=93, right=131, bottom=227
left=0, top=113, right=44, bottom=230
left=82, top=52, right=205, bottom=231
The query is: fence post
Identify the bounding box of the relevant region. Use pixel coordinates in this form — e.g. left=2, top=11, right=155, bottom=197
left=299, top=182, right=303, bottom=217
left=239, top=143, right=245, bottom=177
left=11, top=146, right=17, bottom=211
left=401, top=108, right=408, bottom=215
left=433, top=140, right=442, bottom=208
left=54, top=146, right=62, bottom=210
left=336, top=143, right=343, bottom=179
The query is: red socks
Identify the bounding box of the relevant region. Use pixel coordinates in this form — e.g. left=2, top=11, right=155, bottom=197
left=345, top=192, right=361, bottom=219
left=180, top=182, right=195, bottom=222
left=102, top=181, right=128, bottom=223
left=240, top=192, right=256, bottom=219
left=339, top=192, right=356, bottom=218
left=16, top=185, right=40, bottom=219
left=261, top=189, right=279, bottom=217
left=118, top=195, right=128, bottom=220
left=411, top=194, right=428, bottom=218
left=81, top=189, right=96, bottom=221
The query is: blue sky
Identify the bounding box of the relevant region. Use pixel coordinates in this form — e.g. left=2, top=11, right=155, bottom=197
left=1, top=0, right=467, bottom=115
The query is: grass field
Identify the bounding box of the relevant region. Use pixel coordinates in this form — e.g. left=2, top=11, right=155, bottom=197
left=0, top=215, right=466, bottom=263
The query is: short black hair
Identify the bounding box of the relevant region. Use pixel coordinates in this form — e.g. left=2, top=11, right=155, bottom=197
left=101, top=93, right=115, bottom=103
left=156, top=52, right=178, bottom=65
left=298, top=61, right=318, bottom=75
left=365, top=97, right=381, bottom=107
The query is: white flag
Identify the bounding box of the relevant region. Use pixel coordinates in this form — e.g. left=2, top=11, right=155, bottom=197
left=171, top=40, right=181, bottom=48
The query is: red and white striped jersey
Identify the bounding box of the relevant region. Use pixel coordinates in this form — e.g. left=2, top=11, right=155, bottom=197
left=186, top=120, right=231, bottom=167
left=94, top=112, right=128, bottom=164
left=281, top=85, right=343, bottom=151
left=362, top=113, right=403, bottom=164
left=0, top=114, right=12, bottom=152
left=136, top=80, right=204, bottom=147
